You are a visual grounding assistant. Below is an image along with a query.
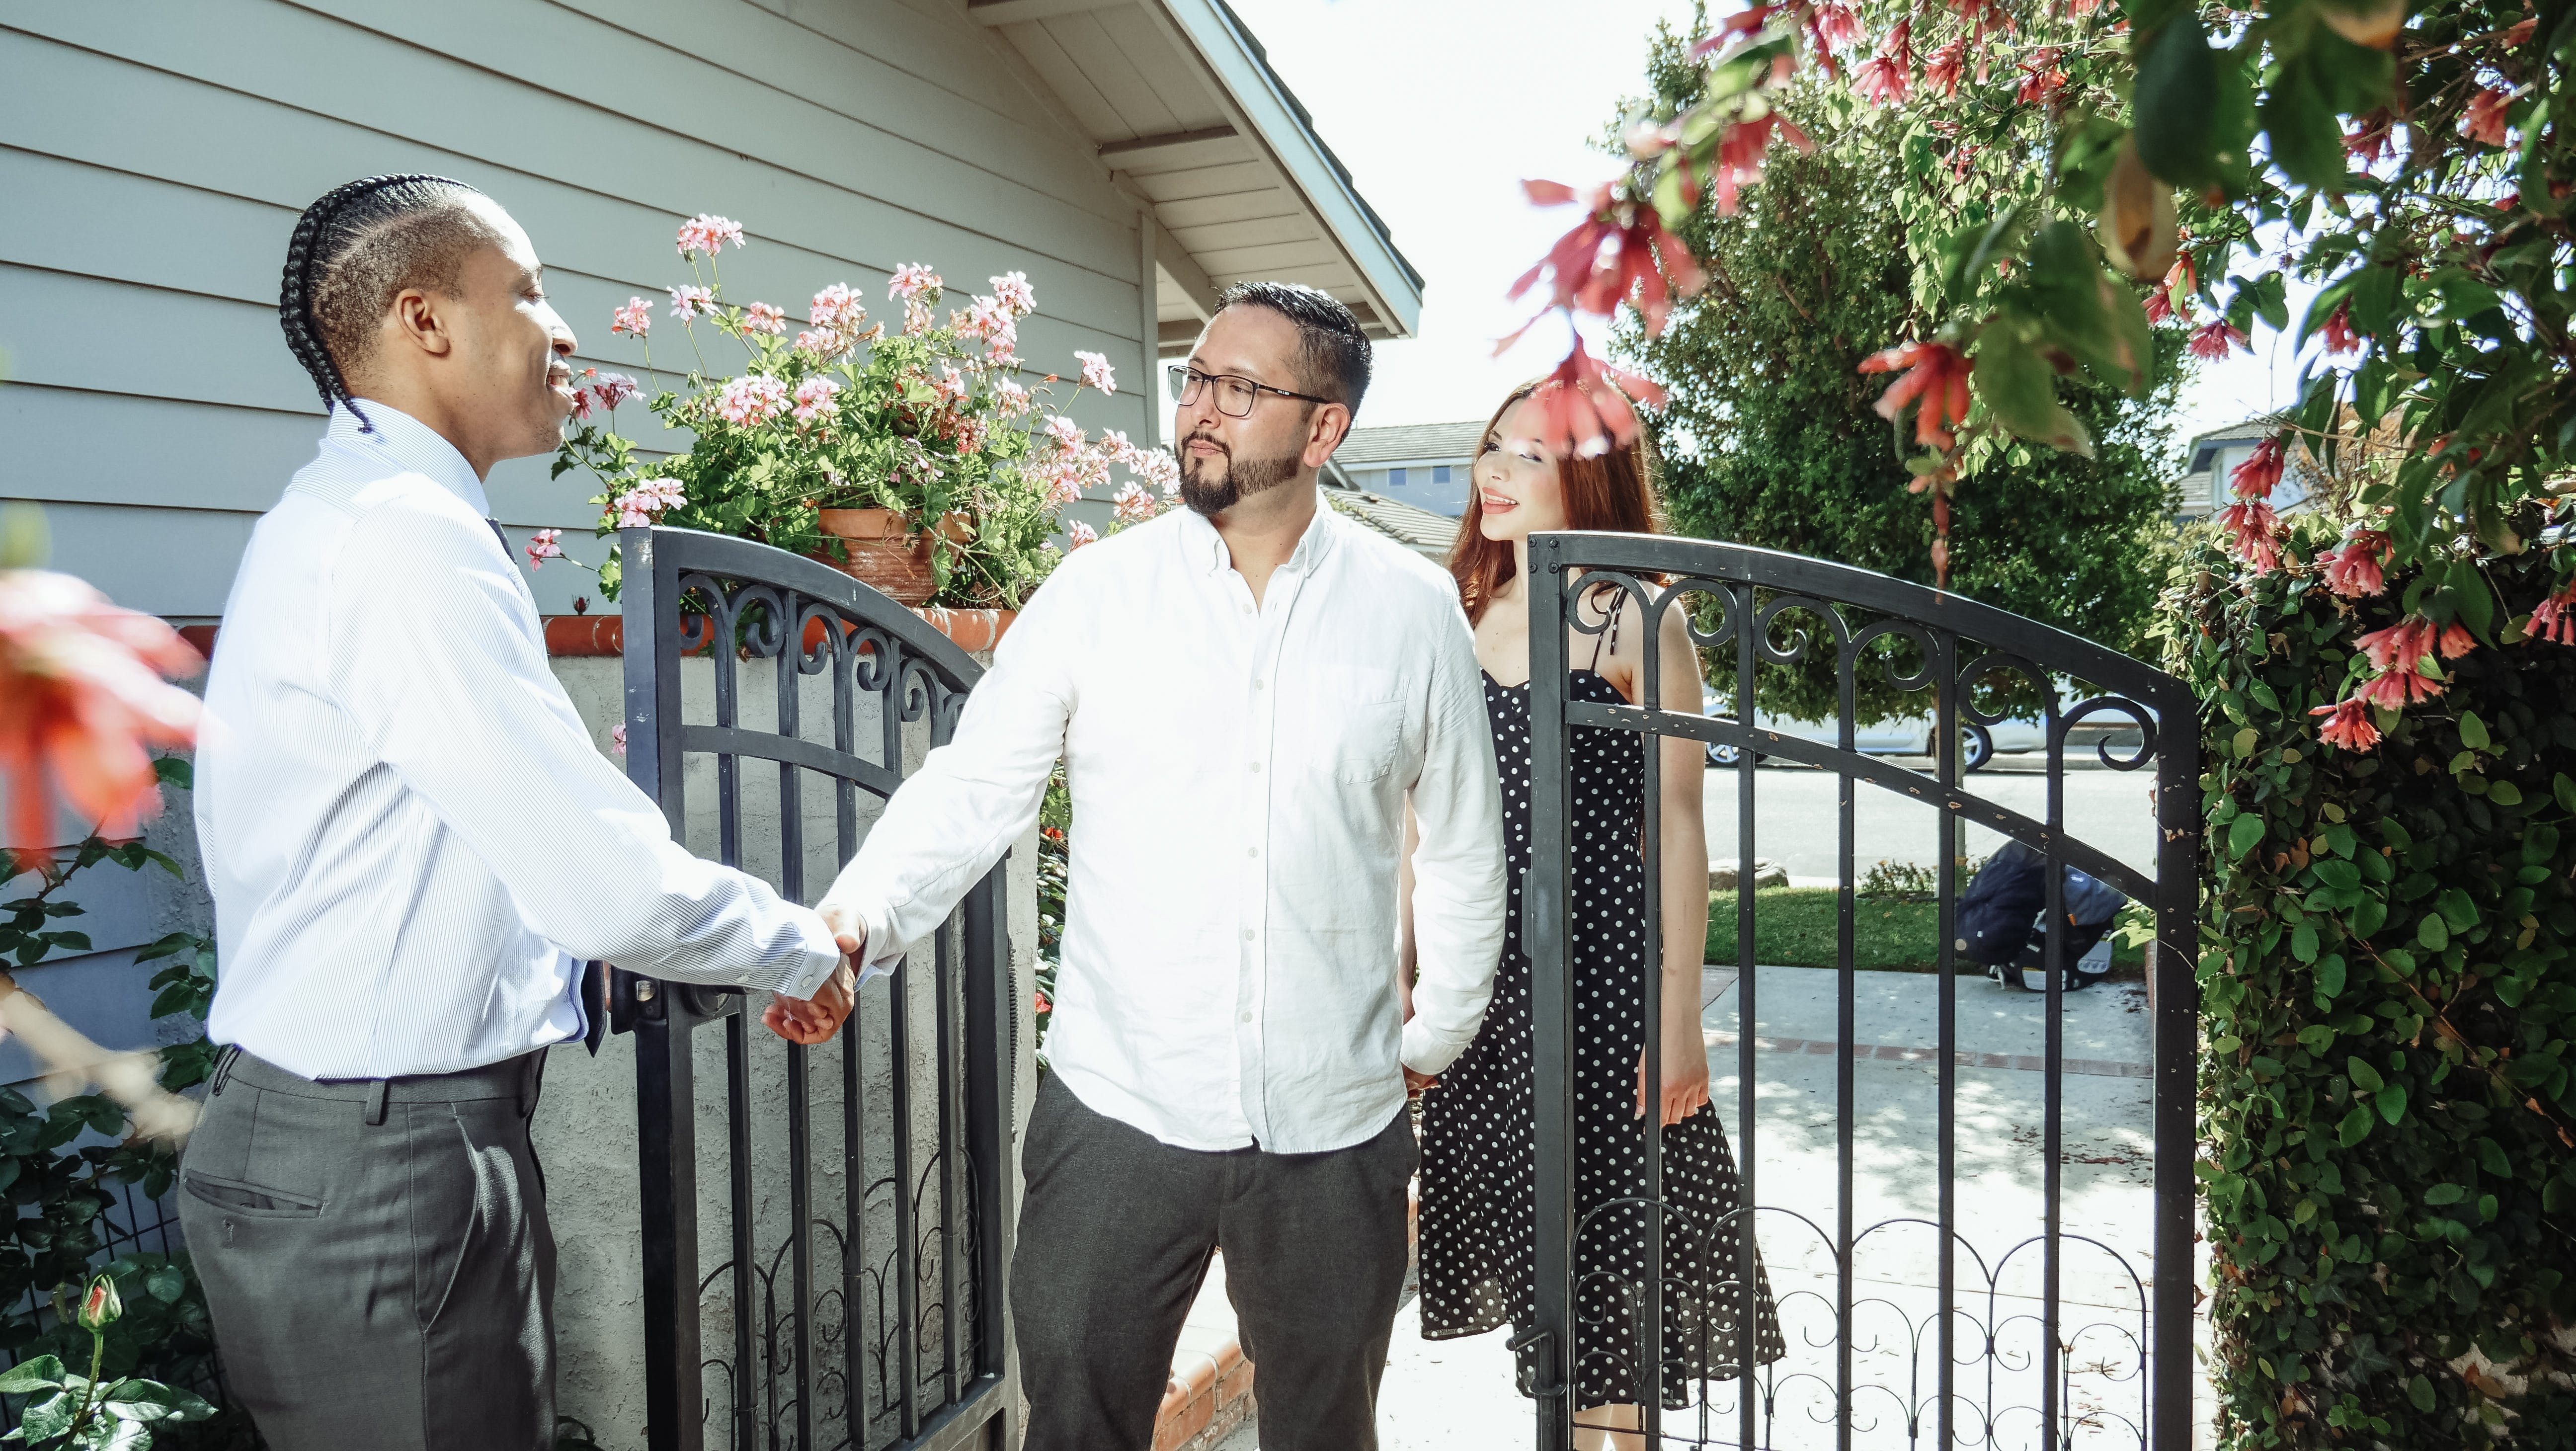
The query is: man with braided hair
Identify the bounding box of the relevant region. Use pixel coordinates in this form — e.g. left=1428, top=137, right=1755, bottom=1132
left=181, top=175, right=857, bottom=1450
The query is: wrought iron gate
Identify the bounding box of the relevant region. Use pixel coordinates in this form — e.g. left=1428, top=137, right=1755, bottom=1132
left=616, top=526, right=1016, bottom=1451
left=1517, top=533, right=2198, bottom=1451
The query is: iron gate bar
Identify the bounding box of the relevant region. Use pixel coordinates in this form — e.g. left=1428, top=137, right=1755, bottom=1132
left=1520, top=532, right=2198, bottom=1451
left=618, top=526, right=1016, bottom=1451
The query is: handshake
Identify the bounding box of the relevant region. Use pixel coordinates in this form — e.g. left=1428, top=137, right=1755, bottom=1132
left=761, top=903, right=867, bottom=1046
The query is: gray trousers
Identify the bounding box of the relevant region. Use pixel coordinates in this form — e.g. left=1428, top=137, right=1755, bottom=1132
left=174, top=1047, right=556, bottom=1451
left=1012, top=1074, right=1417, bottom=1451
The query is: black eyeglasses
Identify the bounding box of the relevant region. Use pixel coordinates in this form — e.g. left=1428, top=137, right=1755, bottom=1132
left=1167, top=365, right=1335, bottom=418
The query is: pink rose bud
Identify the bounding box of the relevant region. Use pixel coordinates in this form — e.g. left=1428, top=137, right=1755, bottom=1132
left=77, top=1275, right=120, bottom=1332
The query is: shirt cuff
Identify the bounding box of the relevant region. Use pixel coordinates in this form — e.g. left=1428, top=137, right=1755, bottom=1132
left=1401, top=1016, right=1471, bottom=1077
left=844, top=898, right=909, bottom=986
left=772, top=909, right=845, bottom=999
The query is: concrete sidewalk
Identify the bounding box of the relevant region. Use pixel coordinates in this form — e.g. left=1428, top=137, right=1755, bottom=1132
left=1229, top=964, right=2176, bottom=1450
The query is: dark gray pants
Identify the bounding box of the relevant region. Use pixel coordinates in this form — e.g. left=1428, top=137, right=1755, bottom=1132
left=1012, top=1074, right=1417, bottom=1451
left=174, top=1047, right=556, bottom=1451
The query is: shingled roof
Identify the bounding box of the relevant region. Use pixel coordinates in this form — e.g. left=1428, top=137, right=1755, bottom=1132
left=1325, top=488, right=1458, bottom=562
left=1334, top=420, right=1486, bottom=468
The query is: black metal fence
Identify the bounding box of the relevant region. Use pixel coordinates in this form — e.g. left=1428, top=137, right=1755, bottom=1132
left=616, top=527, right=1015, bottom=1451
left=1517, top=533, right=2198, bottom=1450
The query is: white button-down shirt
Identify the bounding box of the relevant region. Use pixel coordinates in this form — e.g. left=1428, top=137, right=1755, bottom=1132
left=196, top=403, right=840, bottom=1080
left=820, top=504, right=1507, bottom=1153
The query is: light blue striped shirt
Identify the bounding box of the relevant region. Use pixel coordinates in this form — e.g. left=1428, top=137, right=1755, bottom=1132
left=196, top=403, right=839, bottom=1078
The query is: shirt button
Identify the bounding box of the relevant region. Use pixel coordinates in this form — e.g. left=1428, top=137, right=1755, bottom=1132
left=1247, top=846, right=1259, bottom=858
left=1242, top=928, right=1256, bottom=941
left=1240, top=603, right=1253, bottom=616
left=1240, top=1011, right=1253, bottom=1023
left=1252, top=678, right=1265, bottom=689
left=1249, top=761, right=1262, bottom=773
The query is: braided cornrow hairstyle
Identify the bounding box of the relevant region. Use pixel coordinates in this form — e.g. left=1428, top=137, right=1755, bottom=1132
left=278, top=174, right=495, bottom=433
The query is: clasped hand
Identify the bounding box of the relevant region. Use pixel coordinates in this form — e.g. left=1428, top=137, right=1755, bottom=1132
left=763, top=905, right=866, bottom=1046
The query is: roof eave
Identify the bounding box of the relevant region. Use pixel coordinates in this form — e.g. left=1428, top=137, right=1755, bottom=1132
left=1146, top=0, right=1425, bottom=339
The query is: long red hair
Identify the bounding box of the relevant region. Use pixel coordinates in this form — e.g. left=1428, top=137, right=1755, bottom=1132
left=1448, top=378, right=1665, bottom=624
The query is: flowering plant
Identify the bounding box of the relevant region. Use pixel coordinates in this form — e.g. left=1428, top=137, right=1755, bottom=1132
left=552, top=215, right=1178, bottom=605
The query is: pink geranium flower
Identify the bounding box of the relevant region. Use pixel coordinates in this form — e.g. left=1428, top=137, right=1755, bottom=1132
left=742, top=303, right=787, bottom=335
left=612, top=477, right=687, bottom=528
left=669, top=286, right=715, bottom=322
left=810, top=283, right=867, bottom=334
left=527, top=529, right=564, bottom=569
left=611, top=723, right=628, bottom=756
left=592, top=373, right=641, bottom=411
left=993, top=378, right=1033, bottom=415
left=676, top=214, right=746, bottom=258
left=612, top=298, right=652, bottom=337
left=792, top=377, right=840, bottom=424
left=0, top=568, right=202, bottom=865
left=1075, top=351, right=1117, bottom=395
left=989, top=271, right=1037, bottom=318
left=1065, top=520, right=1100, bottom=549
left=1043, top=415, right=1086, bottom=453
left=715, top=375, right=789, bottom=426
left=1112, top=483, right=1157, bottom=524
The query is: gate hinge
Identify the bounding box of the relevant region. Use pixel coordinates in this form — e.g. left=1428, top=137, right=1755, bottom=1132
left=1507, top=1326, right=1565, bottom=1399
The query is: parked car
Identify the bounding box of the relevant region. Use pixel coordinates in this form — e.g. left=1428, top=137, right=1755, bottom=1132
left=1697, top=687, right=2047, bottom=772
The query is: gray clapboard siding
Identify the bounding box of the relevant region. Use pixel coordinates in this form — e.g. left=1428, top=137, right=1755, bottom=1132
left=739, top=0, right=1077, bottom=140
left=7, top=9, right=1142, bottom=300
left=0, top=389, right=317, bottom=515
left=19, top=0, right=1142, bottom=279
left=0, top=134, right=1148, bottom=350
left=27, top=501, right=261, bottom=620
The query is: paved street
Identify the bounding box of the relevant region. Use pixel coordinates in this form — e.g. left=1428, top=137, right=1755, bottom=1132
left=1223, top=967, right=2170, bottom=1451
left=1702, top=756, right=2164, bottom=885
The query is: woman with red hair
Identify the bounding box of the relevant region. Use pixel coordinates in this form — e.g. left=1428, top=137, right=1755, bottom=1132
left=1406, top=379, right=1780, bottom=1446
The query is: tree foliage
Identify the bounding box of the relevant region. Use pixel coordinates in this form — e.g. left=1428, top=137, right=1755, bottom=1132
left=1617, top=28, right=2182, bottom=720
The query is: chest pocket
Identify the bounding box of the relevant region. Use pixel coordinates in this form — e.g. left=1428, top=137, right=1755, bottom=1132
left=1287, top=665, right=1408, bottom=785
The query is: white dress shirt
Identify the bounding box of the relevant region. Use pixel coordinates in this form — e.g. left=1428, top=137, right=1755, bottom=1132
left=196, top=403, right=840, bottom=1079
left=819, top=503, right=1507, bottom=1154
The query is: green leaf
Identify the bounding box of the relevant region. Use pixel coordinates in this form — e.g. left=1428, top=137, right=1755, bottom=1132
left=2259, top=56, right=2345, bottom=190
left=2291, top=922, right=2319, bottom=962
left=0, top=1357, right=66, bottom=1395
left=2489, top=780, right=2525, bottom=806
left=2409, top=1373, right=2436, bottom=1412
left=2437, top=888, right=2479, bottom=933
left=143, top=1264, right=183, bottom=1305
left=2460, top=711, right=2493, bottom=750
left=2347, top=1056, right=2386, bottom=1093
left=2477, top=1137, right=2512, bottom=1177
left=2418, top=913, right=2450, bottom=951
left=1973, top=328, right=2093, bottom=453
left=2338, top=1103, right=2376, bottom=1146
left=2424, top=1182, right=2466, bottom=1205
left=2134, top=16, right=2226, bottom=188
left=2316, top=954, right=2348, bottom=998
left=2376, top=1081, right=2409, bottom=1125
left=2556, top=772, right=2576, bottom=812
left=2228, top=813, right=2265, bottom=860
left=2347, top=897, right=2387, bottom=940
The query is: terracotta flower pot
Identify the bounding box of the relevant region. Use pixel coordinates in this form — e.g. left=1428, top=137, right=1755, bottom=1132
left=813, top=508, right=972, bottom=606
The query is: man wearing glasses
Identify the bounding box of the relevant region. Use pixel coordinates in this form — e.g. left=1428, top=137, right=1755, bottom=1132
left=814, top=282, right=1505, bottom=1450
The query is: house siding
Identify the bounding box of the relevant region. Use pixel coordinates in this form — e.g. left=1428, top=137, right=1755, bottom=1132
left=0, top=0, right=1155, bottom=617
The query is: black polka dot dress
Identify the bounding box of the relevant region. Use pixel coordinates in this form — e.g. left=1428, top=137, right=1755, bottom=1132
left=1418, top=667, right=1784, bottom=1411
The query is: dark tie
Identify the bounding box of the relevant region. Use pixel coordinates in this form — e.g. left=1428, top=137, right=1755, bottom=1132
left=487, top=518, right=512, bottom=555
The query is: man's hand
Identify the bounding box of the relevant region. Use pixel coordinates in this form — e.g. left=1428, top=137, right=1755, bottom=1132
left=764, top=958, right=855, bottom=1045
left=1403, top=1066, right=1439, bottom=1097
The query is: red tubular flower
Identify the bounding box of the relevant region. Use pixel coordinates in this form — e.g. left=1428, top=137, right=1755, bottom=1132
left=0, top=569, right=203, bottom=867
left=1511, top=182, right=1707, bottom=334
left=2015, top=49, right=2066, bottom=104
left=2215, top=500, right=2282, bottom=573
left=2529, top=582, right=2576, bottom=645
left=2356, top=618, right=2440, bottom=673
left=1812, top=0, right=1864, bottom=49
left=2464, top=87, right=2513, bottom=147
left=2189, top=321, right=2252, bottom=360
left=2228, top=436, right=2286, bottom=500
left=1856, top=22, right=1914, bottom=103
left=2144, top=286, right=2175, bottom=325
left=2322, top=529, right=2390, bottom=598
left=2310, top=698, right=2382, bottom=752
left=1924, top=38, right=1966, bottom=96
left=1859, top=340, right=1973, bottom=449
left=2436, top=622, right=2476, bottom=659
left=2357, top=667, right=2446, bottom=708
left=1709, top=111, right=1814, bottom=215
left=2321, top=301, right=2361, bottom=356
left=2346, top=111, right=2396, bottom=164
left=1531, top=338, right=1669, bottom=460
left=1690, top=3, right=1780, bottom=57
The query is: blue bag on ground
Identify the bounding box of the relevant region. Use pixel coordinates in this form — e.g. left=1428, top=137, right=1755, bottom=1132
left=1955, top=840, right=2124, bottom=989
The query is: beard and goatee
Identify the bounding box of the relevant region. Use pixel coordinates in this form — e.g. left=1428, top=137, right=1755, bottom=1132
left=1179, top=431, right=1302, bottom=518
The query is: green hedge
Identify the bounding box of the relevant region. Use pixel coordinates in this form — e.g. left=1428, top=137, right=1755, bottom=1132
left=2172, top=526, right=2576, bottom=1446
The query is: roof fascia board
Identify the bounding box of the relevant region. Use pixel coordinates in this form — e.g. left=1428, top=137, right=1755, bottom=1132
left=1142, top=0, right=1424, bottom=337
left=966, top=0, right=1127, bottom=24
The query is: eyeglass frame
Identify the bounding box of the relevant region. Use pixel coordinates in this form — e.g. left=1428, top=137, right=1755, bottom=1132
left=1167, top=364, right=1338, bottom=418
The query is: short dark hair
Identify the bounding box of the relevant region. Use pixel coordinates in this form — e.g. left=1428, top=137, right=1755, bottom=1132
left=1212, top=280, right=1372, bottom=416
left=279, top=174, right=501, bottom=431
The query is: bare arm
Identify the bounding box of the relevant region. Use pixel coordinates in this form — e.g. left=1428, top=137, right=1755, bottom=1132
left=1637, top=594, right=1715, bottom=1125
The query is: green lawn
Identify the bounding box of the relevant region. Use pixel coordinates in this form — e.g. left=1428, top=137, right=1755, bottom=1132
left=1705, top=887, right=2145, bottom=972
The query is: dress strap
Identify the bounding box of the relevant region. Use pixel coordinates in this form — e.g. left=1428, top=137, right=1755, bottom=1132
left=1590, top=587, right=1627, bottom=671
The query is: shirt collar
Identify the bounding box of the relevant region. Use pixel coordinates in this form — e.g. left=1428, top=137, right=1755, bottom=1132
left=320, top=400, right=492, bottom=518
left=1174, top=493, right=1342, bottom=578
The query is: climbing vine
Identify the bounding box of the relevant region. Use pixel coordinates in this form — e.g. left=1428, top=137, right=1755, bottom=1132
left=2172, top=523, right=2576, bottom=1445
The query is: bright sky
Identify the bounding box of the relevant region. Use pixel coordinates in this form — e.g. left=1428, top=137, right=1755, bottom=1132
left=1229, top=0, right=2311, bottom=448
